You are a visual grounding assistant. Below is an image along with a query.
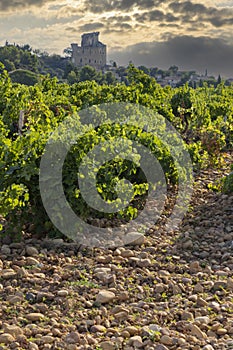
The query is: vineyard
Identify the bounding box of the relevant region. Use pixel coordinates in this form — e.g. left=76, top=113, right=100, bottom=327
left=0, top=63, right=232, bottom=238
left=0, top=63, right=233, bottom=349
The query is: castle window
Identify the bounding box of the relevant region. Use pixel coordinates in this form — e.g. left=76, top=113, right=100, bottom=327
left=89, top=59, right=91, bottom=63
left=80, top=58, right=82, bottom=63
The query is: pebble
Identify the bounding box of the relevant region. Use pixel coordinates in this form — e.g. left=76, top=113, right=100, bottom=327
left=26, top=246, right=39, bottom=256
left=124, top=326, right=138, bottom=336
left=128, top=335, right=143, bottom=347
left=148, top=324, right=161, bottom=332
left=137, top=258, right=151, bottom=267
left=57, top=289, right=69, bottom=297
left=195, top=316, right=210, bottom=325
left=178, top=338, right=186, bottom=346
left=227, top=277, right=233, bottom=290
left=7, top=295, right=22, bottom=304
left=26, top=313, right=45, bottom=321
left=123, top=232, right=145, bottom=246
left=155, top=283, right=166, bottom=293
left=96, top=290, right=115, bottom=304
left=2, top=324, right=23, bottom=338
left=154, top=345, right=169, bottom=350
left=40, top=335, right=54, bottom=343
left=212, top=281, right=227, bottom=290
left=203, top=346, right=214, bottom=350
left=121, top=249, right=134, bottom=258
left=196, top=297, right=208, bottom=307
left=25, top=257, right=40, bottom=265
left=193, top=282, right=204, bottom=293
left=90, top=325, right=106, bottom=333
left=1, top=245, right=11, bottom=255
left=0, top=333, right=15, bottom=344
left=28, top=343, right=39, bottom=350
left=17, top=267, right=29, bottom=277
left=189, top=324, right=207, bottom=339
left=99, top=341, right=115, bottom=350
left=160, top=335, right=173, bottom=345
left=1, top=269, right=17, bottom=279
left=64, top=332, right=80, bottom=344
left=181, top=311, right=194, bottom=321
left=190, top=261, right=201, bottom=273
left=209, top=301, right=221, bottom=312
left=216, top=328, right=227, bottom=335
left=183, top=239, right=193, bottom=250
left=114, top=311, right=129, bottom=321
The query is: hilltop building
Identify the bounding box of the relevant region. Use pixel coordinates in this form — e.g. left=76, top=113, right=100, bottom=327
left=71, top=32, right=107, bottom=70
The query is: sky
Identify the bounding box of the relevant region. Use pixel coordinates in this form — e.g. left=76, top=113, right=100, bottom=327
left=0, top=0, right=233, bottom=77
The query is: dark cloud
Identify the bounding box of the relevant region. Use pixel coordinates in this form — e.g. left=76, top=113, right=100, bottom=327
left=78, top=23, right=105, bottom=32
left=131, top=1, right=233, bottom=28
left=109, top=35, right=233, bottom=77
left=82, top=0, right=233, bottom=29
left=103, top=22, right=132, bottom=34
left=135, top=9, right=177, bottom=22
left=0, top=0, right=54, bottom=11
left=135, top=10, right=164, bottom=22
left=83, top=0, right=159, bottom=13
left=104, top=16, right=133, bottom=31
left=65, top=27, right=77, bottom=33
left=67, top=18, right=133, bottom=36
left=103, top=14, right=133, bottom=28
left=169, top=1, right=233, bottom=28
left=209, top=16, right=233, bottom=27
left=115, top=23, right=132, bottom=30
left=169, top=1, right=208, bottom=14
left=106, top=15, right=132, bottom=22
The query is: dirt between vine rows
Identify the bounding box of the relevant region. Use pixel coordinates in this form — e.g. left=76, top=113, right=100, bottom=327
left=0, top=152, right=232, bottom=350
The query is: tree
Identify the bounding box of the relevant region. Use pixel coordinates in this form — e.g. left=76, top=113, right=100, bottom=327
left=21, top=44, right=32, bottom=52
left=63, top=47, right=73, bottom=58
left=168, top=65, right=179, bottom=75
left=150, top=67, right=159, bottom=77
left=127, top=64, right=158, bottom=92
left=79, top=65, right=98, bottom=82
left=3, top=59, right=15, bottom=71
left=217, top=74, right=222, bottom=85
left=103, top=71, right=117, bottom=85
left=137, top=65, right=150, bottom=75
left=67, top=70, right=77, bottom=84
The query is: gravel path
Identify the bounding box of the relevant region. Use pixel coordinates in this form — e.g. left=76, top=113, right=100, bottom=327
left=0, top=154, right=232, bottom=350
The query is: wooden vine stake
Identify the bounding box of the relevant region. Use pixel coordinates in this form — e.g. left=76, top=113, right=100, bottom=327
left=18, top=110, right=25, bottom=135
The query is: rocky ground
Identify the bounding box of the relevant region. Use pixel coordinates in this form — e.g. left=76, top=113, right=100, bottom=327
left=0, top=153, right=232, bottom=350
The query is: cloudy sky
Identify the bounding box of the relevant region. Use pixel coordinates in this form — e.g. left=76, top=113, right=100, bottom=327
left=0, top=0, right=233, bottom=77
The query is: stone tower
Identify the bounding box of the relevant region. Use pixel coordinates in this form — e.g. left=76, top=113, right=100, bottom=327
left=71, top=32, right=107, bottom=70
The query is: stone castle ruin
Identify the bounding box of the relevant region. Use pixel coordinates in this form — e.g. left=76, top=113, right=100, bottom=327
left=71, top=32, right=107, bottom=70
